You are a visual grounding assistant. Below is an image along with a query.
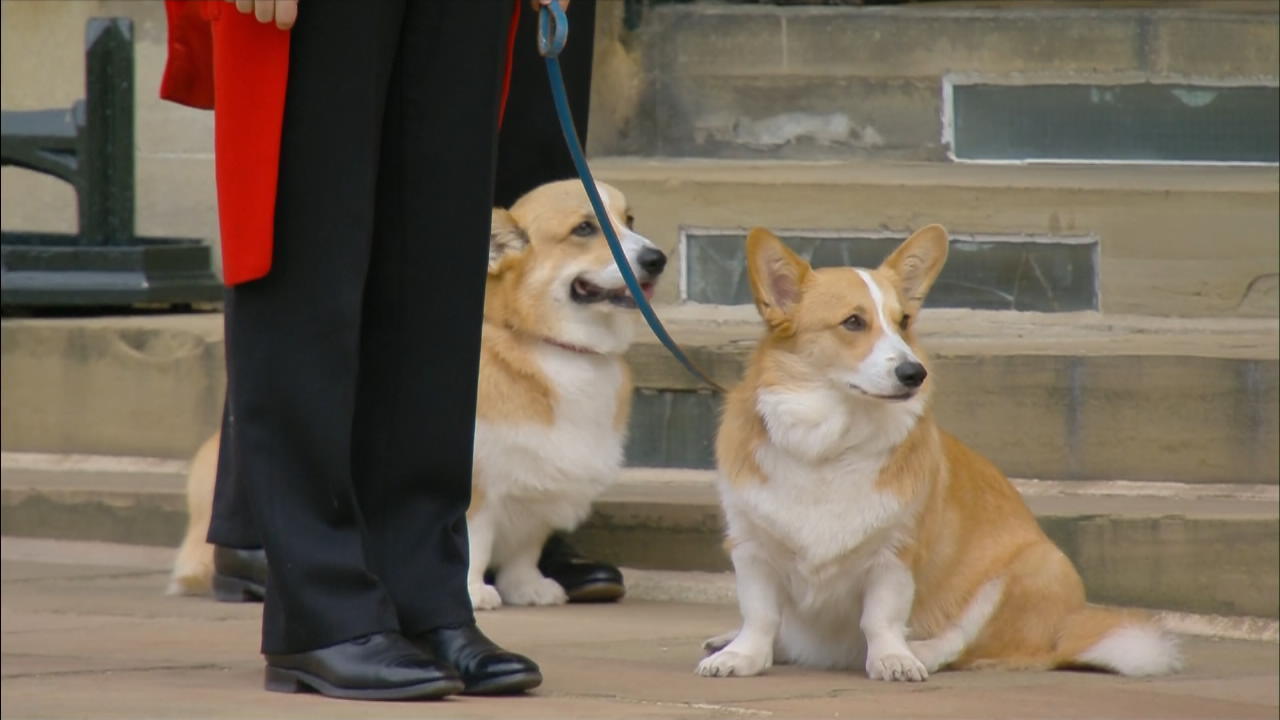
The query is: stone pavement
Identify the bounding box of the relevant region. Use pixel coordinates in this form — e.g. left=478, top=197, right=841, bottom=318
left=2, top=538, right=1276, bottom=720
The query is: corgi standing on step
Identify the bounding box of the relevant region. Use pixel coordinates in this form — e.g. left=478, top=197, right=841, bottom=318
left=698, top=226, right=1180, bottom=681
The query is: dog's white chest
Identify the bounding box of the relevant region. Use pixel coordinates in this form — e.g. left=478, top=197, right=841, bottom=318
left=474, top=346, right=626, bottom=506
left=729, top=447, right=906, bottom=575
left=722, top=386, right=918, bottom=578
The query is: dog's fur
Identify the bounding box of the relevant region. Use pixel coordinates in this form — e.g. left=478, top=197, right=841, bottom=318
left=697, top=227, right=1180, bottom=681
left=169, top=180, right=661, bottom=610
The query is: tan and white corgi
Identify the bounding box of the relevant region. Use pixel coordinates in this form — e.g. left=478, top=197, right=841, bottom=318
left=697, top=226, right=1179, bottom=681
left=169, top=180, right=664, bottom=611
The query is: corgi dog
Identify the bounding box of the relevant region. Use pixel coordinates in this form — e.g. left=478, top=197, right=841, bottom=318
left=169, top=180, right=665, bottom=610
left=697, top=227, right=1179, bottom=681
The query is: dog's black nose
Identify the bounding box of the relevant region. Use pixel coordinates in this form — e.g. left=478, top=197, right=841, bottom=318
left=637, top=247, right=667, bottom=275
left=895, top=361, right=927, bottom=388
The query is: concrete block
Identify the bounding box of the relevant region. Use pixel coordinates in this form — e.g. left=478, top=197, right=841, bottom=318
left=1042, top=513, right=1280, bottom=619
left=653, top=75, right=943, bottom=159
left=1152, top=15, right=1280, bottom=79
left=0, top=316, right=225, bottom=458
left=657, top=7, right=784, bottom=78
left=780, top=9, right=1143, bottom=78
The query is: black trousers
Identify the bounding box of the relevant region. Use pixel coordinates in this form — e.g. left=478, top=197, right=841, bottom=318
left=212, top=0, right=511, bottom=655
left=211, top=1, right=597, bottom=554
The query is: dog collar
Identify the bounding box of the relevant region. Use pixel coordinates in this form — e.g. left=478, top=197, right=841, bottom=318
left=488, top=320, right=607, bottom=356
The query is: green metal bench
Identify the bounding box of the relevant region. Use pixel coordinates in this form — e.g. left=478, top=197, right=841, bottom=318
left=1, top=17, right=221, bottom=309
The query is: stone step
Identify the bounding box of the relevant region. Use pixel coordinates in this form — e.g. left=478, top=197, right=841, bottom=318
left=2, top=310, right=1276, bottom=483
left=622, top=306, right=1279, bottom=484
left=591, top=157, right=1279, bottom=318
left=2, top=456, right=1275, bottom=618
left=592, top=2, right=1279, bottom=160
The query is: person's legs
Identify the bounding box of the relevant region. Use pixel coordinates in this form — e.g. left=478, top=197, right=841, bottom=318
left=349, top=0, right=508, bottom=636
left=222, top=0, right=407, bottom=655
left=345, top=2, right=542, bottom=694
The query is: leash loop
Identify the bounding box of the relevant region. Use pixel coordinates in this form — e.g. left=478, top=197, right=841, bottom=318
left=536, top=1, right=568, bottom=57
left=537, top=4, right=724, bottom=393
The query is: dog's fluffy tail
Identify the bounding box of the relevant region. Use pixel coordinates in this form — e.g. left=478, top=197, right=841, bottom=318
left=1055, top=606, right=1182, bottom=676
left=165, top=432, right=219, bottom=596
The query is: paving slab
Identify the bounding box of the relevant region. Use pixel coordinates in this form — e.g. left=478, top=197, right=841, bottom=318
left=2, top=538, right=1277, bottom=720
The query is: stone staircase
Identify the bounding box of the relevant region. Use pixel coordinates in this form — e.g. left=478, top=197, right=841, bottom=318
left=2, top=0, right=1277, bottom=621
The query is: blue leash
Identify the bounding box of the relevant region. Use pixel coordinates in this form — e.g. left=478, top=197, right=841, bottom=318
left=538, top=3, right=724, bottom=394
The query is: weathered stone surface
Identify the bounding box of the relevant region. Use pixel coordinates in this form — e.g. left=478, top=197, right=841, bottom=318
left=651, top=74, right=944, bottom=160
left=608, top=3, right=1280, bottom=160
left=3, top=467, right=1275, bottom=617
left=0, top=315, right=225, bottom=458
left=3, top=309, right=1276, bottom=483
left=1152, top=15, right=1280, bottom=78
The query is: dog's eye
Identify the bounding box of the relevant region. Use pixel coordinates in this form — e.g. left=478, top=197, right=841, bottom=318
left=625, top=214, right=635, bottom=229
left=571, top=221, right=596, bottom=238
left=842, top=314, right=866, bottom=332
left=899, top=314, right=911, bottom=331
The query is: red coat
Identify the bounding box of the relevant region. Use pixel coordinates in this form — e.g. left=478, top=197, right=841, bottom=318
left=160, top=1, right=521, bottom=285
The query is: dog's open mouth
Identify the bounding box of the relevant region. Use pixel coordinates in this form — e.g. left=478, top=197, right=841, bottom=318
left=571, top=277, right=656, bottom=308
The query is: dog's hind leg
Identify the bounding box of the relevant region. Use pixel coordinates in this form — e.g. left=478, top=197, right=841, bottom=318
left=167, top=433, right=219, bottom=596
left=702, top=629, right=738, bottom=655
left=908, top=578, right=1005, bottom=673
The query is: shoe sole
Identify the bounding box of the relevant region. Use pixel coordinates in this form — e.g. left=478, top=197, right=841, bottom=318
left=566, top=581, right=625, bottom=604
left=212, top=574, right=265, bottom=603
left=264, top=666, right=464, bottom=700
left=461, top=670, right=543, bottom=696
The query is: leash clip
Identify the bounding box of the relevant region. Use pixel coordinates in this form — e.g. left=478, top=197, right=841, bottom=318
left=537, top=2, right=568, bottom=58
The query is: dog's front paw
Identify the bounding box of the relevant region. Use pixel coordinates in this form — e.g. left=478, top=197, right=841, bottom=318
left=497, top=575, right=568, bottom=606
left=696, top=648, right=771, bottom=678
left=469, top=582, right=503, bottom=611
left=867, top=652, right=928, bottom=682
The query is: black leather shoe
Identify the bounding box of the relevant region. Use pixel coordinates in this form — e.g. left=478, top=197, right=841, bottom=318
left=212, top=546, right=268, bottom=603
left=415, top=624, right=541, bottom=695
left=538, top=534, right=625, bottom=603
left=265, top=632, right=463, bottom=701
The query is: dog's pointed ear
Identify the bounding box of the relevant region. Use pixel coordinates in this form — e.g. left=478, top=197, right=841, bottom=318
left=490, top=208, right=529, bottom=275
left=747, top=227, right=810, bottom=334
left=880, top=224, right=949, bottom=315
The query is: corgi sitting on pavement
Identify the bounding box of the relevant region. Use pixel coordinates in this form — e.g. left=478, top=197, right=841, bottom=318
left=697, top=226, right=1180, bottom=681
left=169, top=180, right=665, bottom=611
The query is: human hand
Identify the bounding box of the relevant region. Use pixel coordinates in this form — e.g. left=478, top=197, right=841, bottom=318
left=531, top=0, right=570, bottom=12
left=227, top=0, right=298, bottom=31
